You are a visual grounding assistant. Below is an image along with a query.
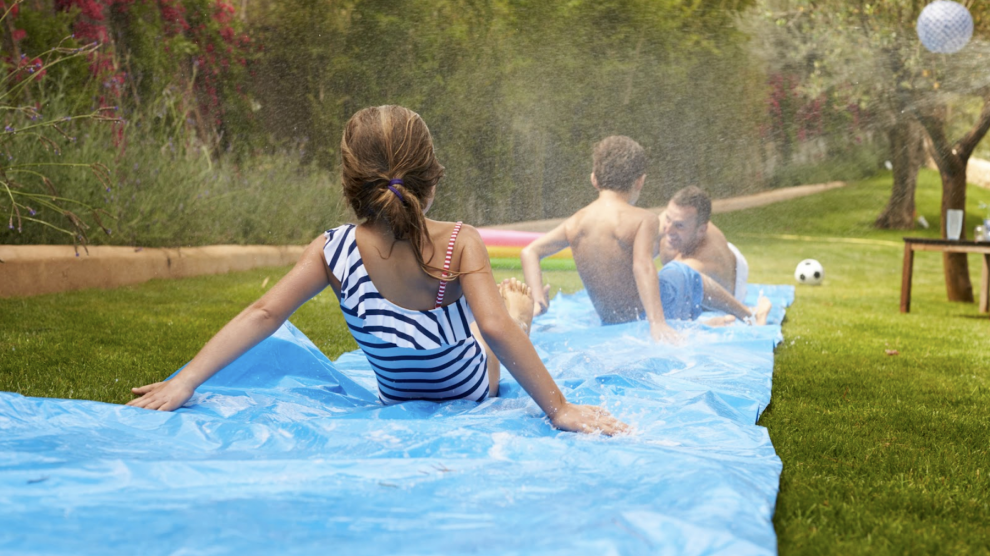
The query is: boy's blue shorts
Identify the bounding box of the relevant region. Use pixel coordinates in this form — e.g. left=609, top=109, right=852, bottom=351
left=659, top=262, right=704, bottom=320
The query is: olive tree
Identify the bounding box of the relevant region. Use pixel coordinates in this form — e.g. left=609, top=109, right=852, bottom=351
left=745, top=0, right=990, bottom=301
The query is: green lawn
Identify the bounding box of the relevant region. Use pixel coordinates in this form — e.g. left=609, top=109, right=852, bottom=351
left=720, top=171, right=990, bottom=556
left=2, top=169, right=989, bottom=554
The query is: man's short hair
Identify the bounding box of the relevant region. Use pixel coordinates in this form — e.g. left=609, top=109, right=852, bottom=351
left=592, top=136, right=646, bottom=192
left=671, top=186, right=712, bottom=224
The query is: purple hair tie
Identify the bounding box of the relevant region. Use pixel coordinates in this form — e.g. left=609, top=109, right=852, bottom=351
left=387, top=179, right=405, bottom=203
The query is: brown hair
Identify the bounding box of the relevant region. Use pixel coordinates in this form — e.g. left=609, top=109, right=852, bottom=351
left=670, top=186, right=711, bottom=224
left=340, top=105, right=453, bottom=278
left=592, top=136, right=646, bottom=191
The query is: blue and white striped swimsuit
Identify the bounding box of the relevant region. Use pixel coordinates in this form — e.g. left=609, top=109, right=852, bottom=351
left=323, top=224, right=490, bottom=405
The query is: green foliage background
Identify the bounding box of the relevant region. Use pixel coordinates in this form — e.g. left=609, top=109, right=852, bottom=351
left=2, top=0, right=935, bottom=247
left=247, top=0, right=772, bottom=225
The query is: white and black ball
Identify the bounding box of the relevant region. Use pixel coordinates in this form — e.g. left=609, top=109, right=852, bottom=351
left=794, top=259, right=824, bottom=285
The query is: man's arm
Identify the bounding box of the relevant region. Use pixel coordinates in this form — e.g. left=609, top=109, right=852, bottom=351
left=520, top=222, right=571, bottom=315
left=633, top=213, right=679, bottom=343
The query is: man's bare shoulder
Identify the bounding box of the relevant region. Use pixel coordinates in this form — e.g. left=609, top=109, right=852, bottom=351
left=702, top=221, right=730, bottom=251
left=707, top=221, right=727, bottom=240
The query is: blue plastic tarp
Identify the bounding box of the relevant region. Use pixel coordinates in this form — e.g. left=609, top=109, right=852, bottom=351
left=0, top=285, right=793, bottom=555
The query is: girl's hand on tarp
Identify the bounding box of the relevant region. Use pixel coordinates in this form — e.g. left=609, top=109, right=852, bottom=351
left=551, top=403, right=630, bottom=436
left=127, top=379, right=195, bottom=411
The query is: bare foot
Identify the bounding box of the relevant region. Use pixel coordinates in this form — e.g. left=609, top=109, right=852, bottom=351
left=499, top=277, right=535, bottom=336
left=751, top=296, right=772, bottom=326
left=701, top=315, right=736, bottom=327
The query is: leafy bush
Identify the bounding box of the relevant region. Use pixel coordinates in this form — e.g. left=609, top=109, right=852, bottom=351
left=1, top=23, right=120, bottom=252
left=2, top=1, right=346, bottom=249
left=2, top=95, right=347, bottom=247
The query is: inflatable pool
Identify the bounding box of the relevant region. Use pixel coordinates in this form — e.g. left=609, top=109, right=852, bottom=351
left=478, top=228, right=575, bottom=270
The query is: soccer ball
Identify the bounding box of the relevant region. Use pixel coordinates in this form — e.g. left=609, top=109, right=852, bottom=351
left=917, top=1, right=973, bottom=54
left=794, top=259, right=824, bottom=285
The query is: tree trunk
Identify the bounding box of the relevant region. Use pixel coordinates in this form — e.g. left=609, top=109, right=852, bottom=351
left=939, top=160, right=973, bottom=302
left=913, top=92, right=990, bottom=302
left=875, top=118, right=925, bottom=229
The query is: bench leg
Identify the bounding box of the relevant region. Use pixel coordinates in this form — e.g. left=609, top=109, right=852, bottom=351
left=901, top=244, right=914, bottom=313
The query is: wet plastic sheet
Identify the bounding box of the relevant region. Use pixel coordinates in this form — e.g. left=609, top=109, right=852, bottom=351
left=0, top=285, right=793, bottom=556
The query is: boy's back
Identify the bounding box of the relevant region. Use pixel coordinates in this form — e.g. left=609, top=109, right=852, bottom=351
left=563, top=198, right=659, bottom=324
left=521, top=135, right=677, bottom=342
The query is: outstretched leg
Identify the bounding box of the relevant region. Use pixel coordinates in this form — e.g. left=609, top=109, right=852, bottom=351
left=698, top=273, right=772, bottom=325
left=469, top=277, right=535, bottom=397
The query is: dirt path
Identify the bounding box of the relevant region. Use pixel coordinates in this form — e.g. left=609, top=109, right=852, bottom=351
left=959, top=157, right=990, bottom=189
left=488, top=181, right=847, bottom=233
left=0, top=181, right=846, bottom=298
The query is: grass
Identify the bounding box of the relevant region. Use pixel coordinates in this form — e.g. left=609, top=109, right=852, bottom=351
left=0, top=265, right=582, bottom=402
left=2, top=168, right=990, bottom=554
left=717, top=170, right=990, bottom=555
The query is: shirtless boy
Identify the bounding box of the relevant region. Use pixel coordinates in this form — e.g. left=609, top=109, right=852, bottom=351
left=520, top=136, right=770, bottom=343
left=660, top=186, right=749, bottom=301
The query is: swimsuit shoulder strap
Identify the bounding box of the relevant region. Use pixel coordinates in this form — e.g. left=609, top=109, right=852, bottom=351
left=434, top=221, right=464, bottom=309
left=323, top=224, right=356, bottom=283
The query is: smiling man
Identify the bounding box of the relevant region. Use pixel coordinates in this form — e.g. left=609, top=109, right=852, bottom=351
left=659, top=186, right=749, bottom=302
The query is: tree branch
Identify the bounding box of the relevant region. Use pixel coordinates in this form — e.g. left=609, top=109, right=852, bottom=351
left=913, top=101, right=953, bottom=171
left=956, top=88, right=990, bottom=160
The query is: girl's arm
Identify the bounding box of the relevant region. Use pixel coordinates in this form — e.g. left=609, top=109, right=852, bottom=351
left=458, top=225, right=628, bottom=436
left=520, top=222, right=571, bottom=315
left=127, top=235, right=335, bottom=411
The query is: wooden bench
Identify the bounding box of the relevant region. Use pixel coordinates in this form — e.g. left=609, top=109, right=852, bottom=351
left=901, top=237, right=990, bottom=313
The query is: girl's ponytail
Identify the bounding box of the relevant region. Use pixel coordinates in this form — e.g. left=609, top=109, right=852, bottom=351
left=340, top=106, right=449, bottom=278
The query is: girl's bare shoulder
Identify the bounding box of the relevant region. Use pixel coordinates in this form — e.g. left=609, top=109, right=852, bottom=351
left=453, top=224, right=489, bottom=261
left=426, top=219, right=483, bottom=245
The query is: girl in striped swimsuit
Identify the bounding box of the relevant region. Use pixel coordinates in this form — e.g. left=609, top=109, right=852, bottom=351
left=128, top=105, right=627, bottom=436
